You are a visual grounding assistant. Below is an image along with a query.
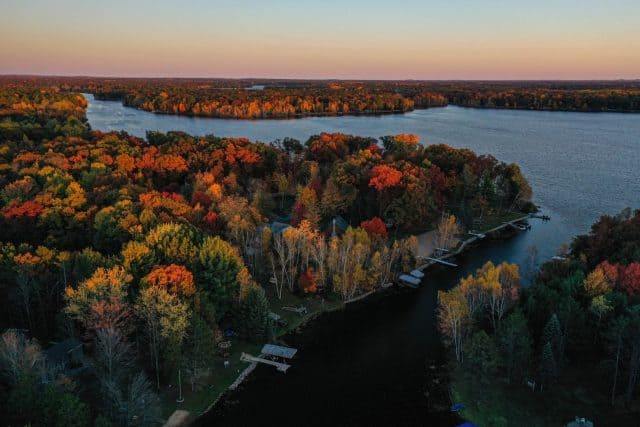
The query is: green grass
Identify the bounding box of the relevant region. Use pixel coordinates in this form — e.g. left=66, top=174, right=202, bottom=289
left=475, top=211, right=528, bottom=233
left=159, top=341, right=261, bottom=419
left=451, top=367, right=633, bottom=427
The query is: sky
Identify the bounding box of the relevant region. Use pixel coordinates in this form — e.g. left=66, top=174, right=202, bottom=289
left=1, top=0, right=639, bottom=80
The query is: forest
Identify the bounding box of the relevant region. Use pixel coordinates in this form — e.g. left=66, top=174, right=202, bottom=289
left=437, top=209, right=640, bottom=425
left=3, top=76, right=640, bottom=121
left=0, top=82, right=532, bottom=425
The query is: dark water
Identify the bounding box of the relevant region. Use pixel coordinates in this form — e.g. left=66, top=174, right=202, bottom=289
left=84, top=94, right=640, bottom=426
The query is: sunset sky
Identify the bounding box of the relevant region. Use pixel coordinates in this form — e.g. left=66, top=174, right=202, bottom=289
left=1, top=0, right=639, bottom=79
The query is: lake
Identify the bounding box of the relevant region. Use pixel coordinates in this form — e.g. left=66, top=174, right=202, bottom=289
left=84, top=94, right=640, bottom=425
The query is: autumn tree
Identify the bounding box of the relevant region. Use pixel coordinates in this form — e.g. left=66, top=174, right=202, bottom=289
left=437, top=287, right=471, bottom=363
left=136, top=285, right=189, bottom=389
left=142, top=264, right=196, bottom=299
left=65, top=266, right=132, bottom=332
left=434, top=213, right=461, bottom=252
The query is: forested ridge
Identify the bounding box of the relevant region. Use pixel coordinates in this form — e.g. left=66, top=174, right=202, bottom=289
left=3, top=77, right=640, bottom=121
left=0, top=82, right=532, bottom=425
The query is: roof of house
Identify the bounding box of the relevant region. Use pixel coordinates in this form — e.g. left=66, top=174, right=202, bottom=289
left=45, top=338, right=83, bottom=364
left=261, top=344, right=297, bottom=359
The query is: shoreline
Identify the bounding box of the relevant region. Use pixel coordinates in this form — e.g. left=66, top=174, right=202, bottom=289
left=86, top=94, right=640, bottom=122
left=189, top=212, right=533, bottom=424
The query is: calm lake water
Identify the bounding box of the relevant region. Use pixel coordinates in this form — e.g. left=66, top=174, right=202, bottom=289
left=84, top=94, right=640, bottom=425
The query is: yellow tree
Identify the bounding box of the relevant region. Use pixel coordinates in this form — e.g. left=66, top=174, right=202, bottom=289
left=583, top=267, right=614, bottom=297
left=65, top=266, right=132, bottom=330
left=329, top=227, right=371, bottom=301
left=437, top=288, right=471, bottom=363
left=435, top=213, right=461, bottom=252
left=136, top=285, right=189, bottom=390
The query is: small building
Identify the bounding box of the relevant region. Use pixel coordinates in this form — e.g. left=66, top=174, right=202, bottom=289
left=261, top=344, right=297, bottom=359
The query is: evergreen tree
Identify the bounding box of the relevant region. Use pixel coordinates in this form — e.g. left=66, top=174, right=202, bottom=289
left=539, top=341, right=557, bottom=387
left=463, top=330, right=499, bottom=385
left=542, top=313, right=564, bottom=368
left=236, top=287, right=271, bottom=342
left=496, top=310, right=532, bottom=383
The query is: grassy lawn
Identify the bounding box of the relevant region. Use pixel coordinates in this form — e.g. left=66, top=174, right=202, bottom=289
left=475, top=211, right=528, bottom=233
left=451, top=367, right=634, bottom=427
left=159, top=288, right=344, bottom=419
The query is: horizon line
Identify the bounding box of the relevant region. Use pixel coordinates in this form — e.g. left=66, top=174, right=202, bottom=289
left=2, top=73, right=640, bottom=83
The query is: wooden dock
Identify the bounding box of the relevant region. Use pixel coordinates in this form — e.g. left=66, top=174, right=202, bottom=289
left=423, top=257, right=458, bottom=268
left=413, top=214, right=532, bottom=274
left=240, top=352, right=291, bottom=373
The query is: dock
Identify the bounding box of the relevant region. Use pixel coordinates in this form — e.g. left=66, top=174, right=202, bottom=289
left=398, top=274, right=421, bottom=288
left=240, top=352, right=291, bottom=373
left=408, top=213, right=534, bottom=282
left=423, top=257, right=458, bottom=268
left=238, top=344, right=298, bottom=374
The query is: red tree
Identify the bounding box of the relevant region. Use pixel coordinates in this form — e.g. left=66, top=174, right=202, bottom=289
left=619, top=262, right=640, bottom=296
left=144, top=264, right=196, bottom=298
left=360, top=217, right=388, bottom=238
left=368, top=165, right=403, bottom=191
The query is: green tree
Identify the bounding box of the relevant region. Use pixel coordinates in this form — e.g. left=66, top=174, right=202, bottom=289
left=496, top=310, right=532, bottom=383
left=542, top=313, right=564, bottom=368
left=136, top=285, right=190, bottom=389
left=463, top=330, right=499, bottom=385
left=236, top=287, right=271, bottom=342
left=539, top=341, right=557, bottom=388
left=196, top=236, right=242, bottom=320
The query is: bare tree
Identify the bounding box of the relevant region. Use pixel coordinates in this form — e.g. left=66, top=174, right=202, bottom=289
left=94, top=327, right=133, bottom=385
left=103, top=372, right=160, bottom=426
left=0, top=329, right=43, bottom=385
left=435, top=213, right=461, bottom=253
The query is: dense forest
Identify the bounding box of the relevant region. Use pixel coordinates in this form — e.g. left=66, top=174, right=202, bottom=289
left=438, top=209, right=640, bottom=425
left=3, top=77, right=640, bottom=120
left=0, top=83, right=531, bottom=425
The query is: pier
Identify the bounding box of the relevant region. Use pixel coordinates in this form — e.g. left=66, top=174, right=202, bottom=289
left=406, top=213, right=536, bottom=285
left=238, top=344, right=298, bottom=374
left=423, top=257, right=459, bottom=268
left=240, top=353, right=291, bottom=373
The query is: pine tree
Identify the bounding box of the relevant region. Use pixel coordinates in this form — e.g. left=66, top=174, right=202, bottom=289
left=237, top=287, right=271, bottom=342
left=539, top=341, right=557, bottom=387
left=542, top=313, right=563, bottom=368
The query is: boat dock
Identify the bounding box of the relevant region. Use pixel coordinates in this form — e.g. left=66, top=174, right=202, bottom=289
left=240, top=353, right=291, bottom=372
left=239, top=344, right=298, bottom=374
left=399, top=213, right=541, bottom=288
